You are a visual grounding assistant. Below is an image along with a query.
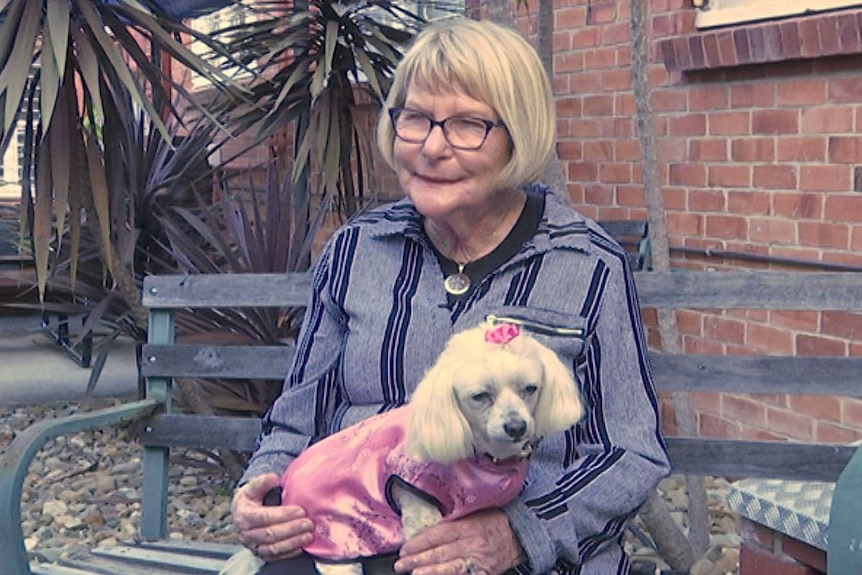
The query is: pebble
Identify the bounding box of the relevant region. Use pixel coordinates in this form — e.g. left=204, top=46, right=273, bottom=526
left=1, top=399, right=739, bottom=573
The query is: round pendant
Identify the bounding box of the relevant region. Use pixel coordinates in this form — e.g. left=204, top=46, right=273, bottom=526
left=444, top=272, right=471, bottom=295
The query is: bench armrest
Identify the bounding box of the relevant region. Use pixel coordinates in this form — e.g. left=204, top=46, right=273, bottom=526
left=829, top=442, right=862, bottom=575
left=0, top=399, right=160, bottom=575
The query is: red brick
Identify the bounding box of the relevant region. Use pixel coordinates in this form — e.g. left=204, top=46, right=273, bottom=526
left=788, top=395, right=842, bottom=423
left=668, top=114, right=706, bottom=136
left=817, top=15, right=842, bottom=56
left=615, top=140, right=641, bottom=162
left=730, top=83, right=776, bottom=108
left=583, top=95, right=614, bottom=116
left=689, top=188, right=725, bottom=211
left=766, top=407, right=814, bottom=441
left=584, top=183, right=613, bottom=204
left=666, top=212, right=702, bottom=236
left=732, top=138, right=775, bottom=162
left=650, top=89, right=686, bottom=112
left=800, top=165, right=852, bottom=191
left=740, top=541, right=822, bottom=575
left=598, top=163, right=631, bottom=184
left=829, top=136, right=862, bottom=164
left=801, top=107, right=854, bottom=134
left=738, top=518, right=777, bottom=549
left=584, top=46, right=616, bottom=69
left=782, top=535, right=827, bottom=572
left=569, top=162, right=597, bottom=181
left=816, top=421, right=862, bottom=444
left=704, top=316, right=745, bottom=345
left=557, top=140, right=583, bottom=161
left=708, top=111, right=750, bottom=135
left=583, top=141, right=613, bottom=162
left=843, top=399, right=862, bottom=426
left=753, top=165, right=796, bottom=189
left=773, top=192, right=822, bottom=219
left=821, top=311, right=862, bottom=340
left=769, top=310, right=819, bottom=332
left=797, top=334, right=847, bottom=356
left=798, top=221, right=849, bottom=249
left=825, top=194, right=862, bottom=222
left=690, top=139, right=727, bottom=162
left=555, top=6, right=588, bottom=29
left=776, top=137, right=827, bottom=162
left=708, top=165, right=750, bottom=188
left=728, top=191, right=770, bottom=215
left=688, top=86, right=729, bottom=111
left=746, top=322, right=794, bottom=353
left=829, top=75, right=862, bottom=104
left=777, top=79, right=826, bottom=107
left=668, top=163, right=706, bottom=187
left=798, top=19, right=823, bottom=57
left=705, top=215, right=747, bottom=240
left=699, top=411, right=741, bottom=438
left=753, top=109, right=799, bottom=135
left=616, top=185, right=645, bottom=208
left=723, top=394, right=767, bottom=427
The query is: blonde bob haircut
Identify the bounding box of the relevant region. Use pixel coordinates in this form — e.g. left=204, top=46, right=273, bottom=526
left=377, top=18, right=556, bottom=191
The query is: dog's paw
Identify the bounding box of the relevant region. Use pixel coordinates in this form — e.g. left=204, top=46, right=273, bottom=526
left=218, top=548, right=264, bottom=575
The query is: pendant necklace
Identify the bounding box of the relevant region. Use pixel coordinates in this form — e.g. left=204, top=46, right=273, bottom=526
left=444, top=263, right=471, bottom=295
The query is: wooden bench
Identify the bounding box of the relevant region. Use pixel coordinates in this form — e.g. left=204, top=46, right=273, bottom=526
left=2, top=226, right=862, bottom=574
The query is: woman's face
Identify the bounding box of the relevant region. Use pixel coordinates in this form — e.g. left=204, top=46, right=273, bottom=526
left=393, top=85, right=511, bottom=223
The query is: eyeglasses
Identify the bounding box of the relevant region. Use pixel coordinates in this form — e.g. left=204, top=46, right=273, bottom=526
left=388, top=107, right=505, bottom=150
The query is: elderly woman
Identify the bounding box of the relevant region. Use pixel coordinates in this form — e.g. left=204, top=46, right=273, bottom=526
left=229, top=17, right=669, bottom=575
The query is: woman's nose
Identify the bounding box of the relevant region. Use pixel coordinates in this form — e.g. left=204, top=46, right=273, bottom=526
left=421, top=124, right=451, bottom=156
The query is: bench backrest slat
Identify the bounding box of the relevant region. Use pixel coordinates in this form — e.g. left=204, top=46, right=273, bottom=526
left=140, top=343, right=862, bottom=398
left=143, top=272, right=862, bottom=311
left=142, top=344, right=294, bottom=380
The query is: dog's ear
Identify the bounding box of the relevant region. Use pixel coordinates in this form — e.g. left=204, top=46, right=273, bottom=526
left=407, top=352, right=473, bottom=464
left=531, top=341, right=584, bottom=436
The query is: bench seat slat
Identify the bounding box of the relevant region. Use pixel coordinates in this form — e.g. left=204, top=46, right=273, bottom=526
left=666, top=438, right=855, bottom=482
left=142, top=344, right=293, bottom=380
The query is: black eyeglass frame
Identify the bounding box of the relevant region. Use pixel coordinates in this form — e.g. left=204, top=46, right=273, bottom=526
left=388, top=106, right=506, bottom=150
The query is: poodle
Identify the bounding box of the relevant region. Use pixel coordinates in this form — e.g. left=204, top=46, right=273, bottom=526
left=220, top=320, right=583, bottom=575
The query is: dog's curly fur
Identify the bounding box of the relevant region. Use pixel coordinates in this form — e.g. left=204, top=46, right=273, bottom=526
left=220, top=321, right=583, bottom=575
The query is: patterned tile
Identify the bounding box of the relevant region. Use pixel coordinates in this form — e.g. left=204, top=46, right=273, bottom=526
left=726, top=478, right=832, bottom=550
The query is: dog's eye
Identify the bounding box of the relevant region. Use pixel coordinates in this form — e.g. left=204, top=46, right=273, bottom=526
left=522, top=384, right=538, bottom=397
left=471, top=391, right=492, bottom=404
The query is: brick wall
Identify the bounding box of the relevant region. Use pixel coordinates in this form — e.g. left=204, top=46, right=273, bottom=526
left=520, top=0, right=862, bottom=440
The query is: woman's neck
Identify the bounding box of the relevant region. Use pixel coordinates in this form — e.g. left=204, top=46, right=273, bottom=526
left=424, top=190, right=526, bottom=264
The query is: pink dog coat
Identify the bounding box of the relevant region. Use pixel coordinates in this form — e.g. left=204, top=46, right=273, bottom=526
left=280, top=405, right=529, bottom=560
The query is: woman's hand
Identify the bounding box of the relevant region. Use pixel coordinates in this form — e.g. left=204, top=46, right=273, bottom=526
left=230, top=473, right=314, bottom=563
left=393, top=509, right=525, bottom=575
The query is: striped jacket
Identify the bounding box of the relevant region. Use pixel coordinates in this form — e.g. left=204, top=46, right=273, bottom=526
left=243, top=184, right=670, bottom=575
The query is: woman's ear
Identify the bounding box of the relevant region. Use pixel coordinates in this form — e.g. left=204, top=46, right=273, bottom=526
left=532, top=342, right=584, bottom=436
left=407, top=354, right=473, bottom=464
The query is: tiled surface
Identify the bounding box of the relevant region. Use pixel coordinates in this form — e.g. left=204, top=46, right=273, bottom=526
left=727, top=478, right=833, bottom=551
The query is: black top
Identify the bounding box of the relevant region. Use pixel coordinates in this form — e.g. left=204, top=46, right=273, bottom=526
left=433, top=191, right=545, bottom=305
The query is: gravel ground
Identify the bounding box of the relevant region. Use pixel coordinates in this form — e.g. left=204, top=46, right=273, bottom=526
left=1, top=399, right=740, bottom=574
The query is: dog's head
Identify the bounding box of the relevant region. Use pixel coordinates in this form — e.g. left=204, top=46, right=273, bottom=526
left=407, top=321, right=584, bottom=464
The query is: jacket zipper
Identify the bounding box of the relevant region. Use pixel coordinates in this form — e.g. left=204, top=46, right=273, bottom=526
left=485, top=314, right=585, bottom=338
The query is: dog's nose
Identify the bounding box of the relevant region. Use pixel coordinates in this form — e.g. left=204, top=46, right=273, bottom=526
left=504, top=419, right=527, bottom=440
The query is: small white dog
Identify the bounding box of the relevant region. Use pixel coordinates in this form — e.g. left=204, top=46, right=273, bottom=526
left=220, top=321, right=583, bottom=575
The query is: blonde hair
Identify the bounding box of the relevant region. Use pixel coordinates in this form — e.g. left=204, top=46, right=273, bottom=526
left=377, top=18, right=556, bottom=190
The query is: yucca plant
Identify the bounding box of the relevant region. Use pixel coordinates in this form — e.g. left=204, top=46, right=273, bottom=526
left=0, top=0, right=252, bottom=300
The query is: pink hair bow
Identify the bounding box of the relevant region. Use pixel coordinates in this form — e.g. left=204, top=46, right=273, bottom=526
left=485, top=323, right=520, bottom=345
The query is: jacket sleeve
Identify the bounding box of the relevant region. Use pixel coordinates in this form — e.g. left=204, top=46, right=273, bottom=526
left=240, top=239, right=347, bottom=485
left=503, top=259, right=670, bottom=573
